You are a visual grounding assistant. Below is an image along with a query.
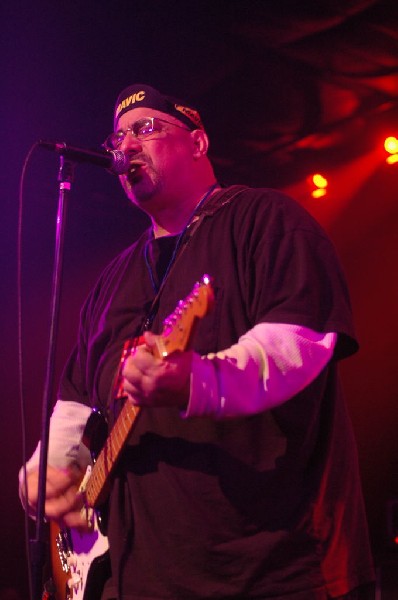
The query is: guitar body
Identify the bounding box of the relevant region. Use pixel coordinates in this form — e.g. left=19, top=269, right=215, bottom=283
left=51, top=514, right=110, bottom=600
left=50, top=408, right=111, bottom=600
left=50, top=276, right=214, bottom=599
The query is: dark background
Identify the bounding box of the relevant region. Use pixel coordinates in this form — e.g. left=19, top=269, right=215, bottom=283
left=2, top=1, right=398, bottom=598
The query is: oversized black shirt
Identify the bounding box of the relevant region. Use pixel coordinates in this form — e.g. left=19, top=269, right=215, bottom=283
left=59, top=186, right=374, bottom=599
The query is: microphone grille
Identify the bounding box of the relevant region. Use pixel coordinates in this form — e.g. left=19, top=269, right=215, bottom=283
left=111, top=150, right=129, bottom=174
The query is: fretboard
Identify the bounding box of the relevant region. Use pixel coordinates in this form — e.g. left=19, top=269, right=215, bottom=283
left=85, top=401, right=141, bottom=507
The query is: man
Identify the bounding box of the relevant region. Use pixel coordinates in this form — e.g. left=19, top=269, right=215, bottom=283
left=21, top=84, right=375, bottom=599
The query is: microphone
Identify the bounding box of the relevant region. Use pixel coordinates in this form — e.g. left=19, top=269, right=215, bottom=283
left=38, top=140, right=129, bottom=175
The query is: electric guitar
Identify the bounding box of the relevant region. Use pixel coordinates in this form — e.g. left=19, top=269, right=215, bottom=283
left=50, top=275, right=214, bottom=600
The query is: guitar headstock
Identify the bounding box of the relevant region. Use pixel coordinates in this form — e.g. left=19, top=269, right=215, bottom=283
left=155, top=275, right=214, bottom=357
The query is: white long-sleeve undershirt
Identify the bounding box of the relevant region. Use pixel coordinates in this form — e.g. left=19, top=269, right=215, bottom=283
left=183, top=323, right=337, bottom=418
left=19, top=401, right=92, bottom=496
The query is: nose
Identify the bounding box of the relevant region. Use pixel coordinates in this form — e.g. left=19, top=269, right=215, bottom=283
left=120, top=131, right=143, bottom=155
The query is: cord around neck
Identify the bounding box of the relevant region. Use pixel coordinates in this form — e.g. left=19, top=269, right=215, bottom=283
left=144, top=182, right=219, bottom=294
left=141, top=182, right=218, bottom=332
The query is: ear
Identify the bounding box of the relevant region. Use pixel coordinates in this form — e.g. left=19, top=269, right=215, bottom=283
left=190, top=129, right=209, bottom=159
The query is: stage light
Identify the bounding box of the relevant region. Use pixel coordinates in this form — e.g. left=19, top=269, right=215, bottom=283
left=312, top=188, right=327, bottom=198
left=312, top=173, right=328, bottom=188
left=386, top=154, right=398, bottom=165
left=384, top=136, right=398, bottom=164
left=384, top=136, right=398, bottom=154
left=308, top=173, right=328, bottom=198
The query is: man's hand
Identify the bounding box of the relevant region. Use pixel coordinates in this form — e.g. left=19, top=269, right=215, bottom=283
left=24, top=465, right=90, bottom=530
left=122, top=331, right=193, bottom=409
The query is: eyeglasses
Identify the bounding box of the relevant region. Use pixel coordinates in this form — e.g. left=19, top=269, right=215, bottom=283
left=103, top=117, right=190, bottom=150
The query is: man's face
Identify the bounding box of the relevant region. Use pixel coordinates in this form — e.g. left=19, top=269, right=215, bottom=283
left=114, top=107, right=195, bottom=209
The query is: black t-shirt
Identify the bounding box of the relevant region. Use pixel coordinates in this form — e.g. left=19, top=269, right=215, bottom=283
left=59, top=186, right=374, bottom=599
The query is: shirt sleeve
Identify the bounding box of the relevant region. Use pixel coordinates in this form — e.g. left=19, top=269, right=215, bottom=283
left=19, top=400, right=92, bottom=508
left=183, top=323, right=337, bottom=418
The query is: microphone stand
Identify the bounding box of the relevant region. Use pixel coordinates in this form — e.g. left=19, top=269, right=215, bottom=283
left=29, top=157, right=75, bottom=600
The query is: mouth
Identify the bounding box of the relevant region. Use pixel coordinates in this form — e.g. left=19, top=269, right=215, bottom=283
left=126, top=161, right=145, bottom=183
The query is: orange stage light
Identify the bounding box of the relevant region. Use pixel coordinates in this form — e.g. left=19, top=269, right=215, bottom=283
left=308, top=173, right=329, bottom=198
left=312, top=173, right=328, bottom=189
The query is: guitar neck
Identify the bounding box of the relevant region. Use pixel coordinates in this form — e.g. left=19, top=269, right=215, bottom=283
left=83, top=276, right=214, bottom=509
left=85, top=401, right=141, bottom=507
